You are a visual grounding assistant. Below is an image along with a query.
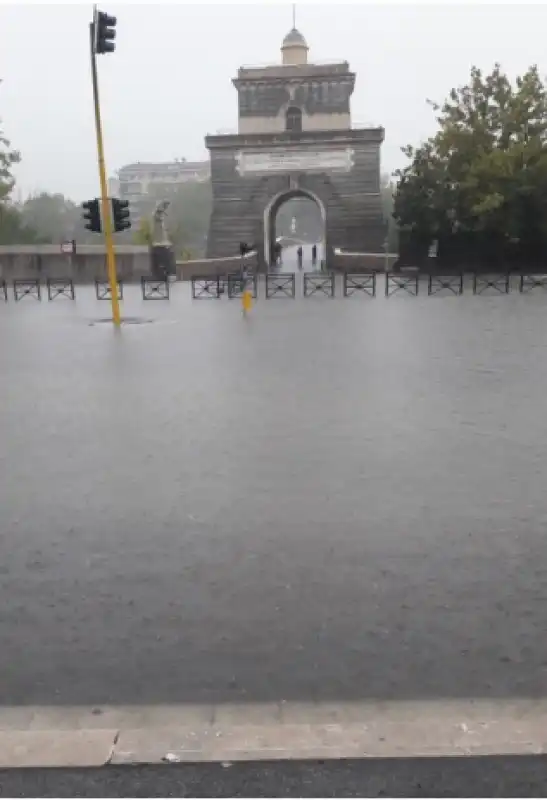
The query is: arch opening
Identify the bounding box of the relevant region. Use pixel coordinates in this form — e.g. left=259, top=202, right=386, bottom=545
left=264, top=189, right=326, bottom=271
left=285, top=106, right=303, bottom=132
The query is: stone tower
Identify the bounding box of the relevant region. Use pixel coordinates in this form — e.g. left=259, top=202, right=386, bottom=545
left=205, top=23, right=385, bottom=267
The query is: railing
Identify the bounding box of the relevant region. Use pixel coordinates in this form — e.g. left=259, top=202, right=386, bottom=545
left=352, top=121, right=384, bottom=130
left=239, top=59, right=348, bottom=70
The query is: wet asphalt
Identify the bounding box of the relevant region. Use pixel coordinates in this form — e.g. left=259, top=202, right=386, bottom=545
left=2, top=275, right=547, bottom=707
left=2, top=756, right=547, bottom=797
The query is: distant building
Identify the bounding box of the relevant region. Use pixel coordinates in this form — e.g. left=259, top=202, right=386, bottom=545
left=111, top=159, right=210, bottom=226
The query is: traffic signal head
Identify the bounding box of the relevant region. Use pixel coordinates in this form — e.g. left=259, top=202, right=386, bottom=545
left=82, top=198, right=101, bottom=233
left=112, top=198, right=131, bottom=233
left=94, top=10, right=117, bottom=54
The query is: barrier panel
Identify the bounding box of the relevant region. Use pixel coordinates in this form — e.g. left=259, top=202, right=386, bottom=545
left=1, top=280, right=7, bottom=302
left=228, top=273, right=258, bottom=299
left=141, top=276, right=170, bottom=300
left=519, top=274, right=547, bottom=293
left=473, top=273, right=510, bottom=295
left=14, top=279, right=41, bottom=301
left=47, top=278, right=75, bottom=301
left=266, top=272, right=296, bottom=299
left=95, top=279, right=123, bottom=300
left=303, top=272, right=335, bottom=298
left=427, top=273, right=464, bottom=296
left=343, top=272, right=376, bottom=297
left=385, top=272, right=419, bottom=297
left=191, top=276, right=222, bottom=299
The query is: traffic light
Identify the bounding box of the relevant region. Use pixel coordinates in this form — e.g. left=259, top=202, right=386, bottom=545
left=94, top=10, right=117, bottom=54
left=112, top=198, right=131, bottom=233
left=82, top=199, right=101, bottom=233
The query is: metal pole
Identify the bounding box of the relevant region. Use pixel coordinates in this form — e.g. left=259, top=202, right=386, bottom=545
left=89, top=20, right=121, bottom=326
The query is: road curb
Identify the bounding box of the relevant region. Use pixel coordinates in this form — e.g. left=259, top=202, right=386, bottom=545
left=0, top=729, right=118, bottom=769
left=1, top=700, right=546, bottom=767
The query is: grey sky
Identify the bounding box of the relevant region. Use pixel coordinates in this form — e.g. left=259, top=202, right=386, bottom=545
left=2, top=3, right=547, bottom=201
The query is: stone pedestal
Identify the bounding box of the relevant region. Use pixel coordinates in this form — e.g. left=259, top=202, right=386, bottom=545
left=150, top=245, right=176, bottom=278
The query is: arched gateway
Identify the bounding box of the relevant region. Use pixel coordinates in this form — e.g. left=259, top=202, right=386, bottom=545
left=205, top=25, right=386, bottom=269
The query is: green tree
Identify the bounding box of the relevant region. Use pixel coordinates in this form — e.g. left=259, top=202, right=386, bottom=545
left=0, top=84, right=19, bottom=203
left=0, top=79, right=46, bottom=244
left=18, top=192, right=79, bottom=242
left=381, top=175, right=399, bottom=252
left=133, top=217, right=153, bottom=246
left=394, top=64, right=547, bottom=265
left=166, top=181, right=211, bottom=257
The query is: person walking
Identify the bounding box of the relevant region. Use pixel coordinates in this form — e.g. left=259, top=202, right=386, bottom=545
left=297, top=245, right=303, bottom=270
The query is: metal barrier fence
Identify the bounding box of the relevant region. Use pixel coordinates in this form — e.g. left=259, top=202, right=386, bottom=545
left=428, top=274, right=463, bottom=296
left=385, top=272, right=419, bottom=297
left=47, top=278, right=75, bottom=301
left=519, top=274, right=547, bottom=293
left=14, top=279, right=41, bottom=301
left=228, top=273, right=258, bottom=299
left=141, top=276, right=170, bottom=300
left=473, top=273, right=510, bottom=295
left=95, top=279, right=123, bottom=300
left=266, top=273, right=296, bottom=299
left=7, top=271, right=547, bottom=308
left=343, top=273, right=376, bottom=297
left=303, top=272, right=335, bottom=297
left=191, top=276, right=222, bottom=299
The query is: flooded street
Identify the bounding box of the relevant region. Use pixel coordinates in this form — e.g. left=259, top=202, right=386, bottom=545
left=2, top=280, right=547, bottom=707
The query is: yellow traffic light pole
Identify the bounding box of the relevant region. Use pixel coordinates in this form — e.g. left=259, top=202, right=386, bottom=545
left=89, top=18, right=121, bottom=326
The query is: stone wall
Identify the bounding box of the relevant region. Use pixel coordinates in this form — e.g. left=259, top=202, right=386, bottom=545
left=176, top=251, right=259, bottom=280
left=0, top=245, right=150, bottom=283
left=206, top=128, right=386, bottom=267
left=332, top=251, right=399, bottom=272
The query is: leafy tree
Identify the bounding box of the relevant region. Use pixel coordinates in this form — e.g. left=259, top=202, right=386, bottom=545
left=165, top=181, right=211, bottom=257
left=18, top=192, right=80, bottom=242
left=133, top=217, right=153, bottom=246
left=0, top=83, right=19, bottom=203
left=0, top=203, right=46, bottom=244
left=394, top=64, right=547, bottom=266
left=0, top=78, right=37, bottom=244
left=131, top=181, right=211, bottom=257
left=381, top=175, right=399, bottom=252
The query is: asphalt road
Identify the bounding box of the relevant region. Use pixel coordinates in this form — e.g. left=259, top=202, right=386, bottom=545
left=2, top=757, right=547, bottom=797
left=2, top=282, right=547, bottom=707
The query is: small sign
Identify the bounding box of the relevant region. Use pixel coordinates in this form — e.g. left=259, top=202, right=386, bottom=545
left=61, top=240, right=76, bottom=255
left=428, top=240, right=438, bottom=258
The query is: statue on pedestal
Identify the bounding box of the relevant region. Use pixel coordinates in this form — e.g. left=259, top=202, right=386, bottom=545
left=150, top=200, right=176, bottom=278
left=152, top=200, right=171, bottom=246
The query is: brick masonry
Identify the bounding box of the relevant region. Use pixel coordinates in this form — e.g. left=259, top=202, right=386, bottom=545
left=206, top=129, right=386, bottom=268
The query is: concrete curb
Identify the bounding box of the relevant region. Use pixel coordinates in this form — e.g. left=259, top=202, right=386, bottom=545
left=0, top=700, right=546, bottom=768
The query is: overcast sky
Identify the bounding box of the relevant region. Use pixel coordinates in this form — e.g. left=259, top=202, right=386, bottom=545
left=2, top=2, right=547, bottom=201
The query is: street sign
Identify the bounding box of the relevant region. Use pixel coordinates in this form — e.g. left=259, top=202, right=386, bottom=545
left=428, top=240, right=438, bottom=258
left=61, top=240, right=76, bottom=255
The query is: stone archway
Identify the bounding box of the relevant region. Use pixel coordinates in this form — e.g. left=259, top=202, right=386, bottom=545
left=263, top=187, right=326, bottom=268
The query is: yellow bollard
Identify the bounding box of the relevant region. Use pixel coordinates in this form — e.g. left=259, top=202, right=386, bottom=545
left=242, top=289, right=252, bottom=313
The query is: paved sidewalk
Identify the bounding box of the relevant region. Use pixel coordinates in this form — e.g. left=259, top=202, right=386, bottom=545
left=1, top=700, right=547, bottom=768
